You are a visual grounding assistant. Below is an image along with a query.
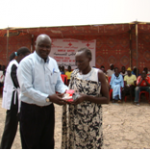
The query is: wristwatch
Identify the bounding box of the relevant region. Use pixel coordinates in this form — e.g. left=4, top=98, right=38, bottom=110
left=46, top=97, right=51, bottom=102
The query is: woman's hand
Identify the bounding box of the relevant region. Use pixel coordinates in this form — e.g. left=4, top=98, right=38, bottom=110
left=69, top=94, right=87, bottom=105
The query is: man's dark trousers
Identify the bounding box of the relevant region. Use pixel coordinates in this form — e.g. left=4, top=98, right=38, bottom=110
left=20, top=102, right=55, bottom=149
left=0, top=92, right=19, bottom=149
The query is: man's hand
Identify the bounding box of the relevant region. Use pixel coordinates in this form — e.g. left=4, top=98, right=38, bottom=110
left=140, top=77, right=144, bottom=81
left=142, top=74, right=146, bottom=80
left=49, top=94, right=67, bottom=105
left=56, top=93, right=64, bottom=98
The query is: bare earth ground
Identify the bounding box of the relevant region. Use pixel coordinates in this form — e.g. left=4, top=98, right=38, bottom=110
left=0, top=96, right=150, bottom=149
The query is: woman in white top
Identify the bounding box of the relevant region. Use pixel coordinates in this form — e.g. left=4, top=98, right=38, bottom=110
left=62, top=48, right=109, bottom=149
left=0, top=47, right=30, bottom=149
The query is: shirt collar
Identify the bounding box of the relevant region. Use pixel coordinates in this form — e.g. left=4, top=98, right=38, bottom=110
left=34, top=51, right=50, bottom=63
left=13, top=59, right=18, bottom=64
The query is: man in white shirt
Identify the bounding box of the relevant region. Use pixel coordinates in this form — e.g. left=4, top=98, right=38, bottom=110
left=0, top=70, right=4, bottom=88
left=106, top=64, right=115, bottom=77
left=17, top=34, right=68, bottom=149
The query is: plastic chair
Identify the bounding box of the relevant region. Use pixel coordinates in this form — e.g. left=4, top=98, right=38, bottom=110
left=108, top=76, right=112, bottom=99
left=108, top=76, right=111, bottom=84
left=124, top=95, right=134, bottom=102
left=109, top=89, right=113, bottom=100
left=61, top=74, right=68, bottom=85
left=139, top=91, right=149, bottom=102
left=124, top=96, right=127, bottom=102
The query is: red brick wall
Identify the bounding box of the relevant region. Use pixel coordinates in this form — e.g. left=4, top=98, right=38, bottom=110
left=0, top=35, right=31, bottom=66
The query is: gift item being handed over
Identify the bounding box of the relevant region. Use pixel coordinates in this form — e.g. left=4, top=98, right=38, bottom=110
left=62, top=90, right=81, bottom=102
left=62, top=90, right=74, bottom=102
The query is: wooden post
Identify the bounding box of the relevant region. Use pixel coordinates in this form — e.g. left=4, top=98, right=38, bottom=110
left=31, top=34, right=34, bottom=53
left=135, top=23, right=138, bottom=76
left=129, top=29, right=132, bottom=68
left=6, top=28, right=9, bottom=64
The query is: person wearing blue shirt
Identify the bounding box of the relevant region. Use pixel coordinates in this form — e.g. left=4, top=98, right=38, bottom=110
left=110, top=67, right=124, bottom=102
left=17, top=34, right=68, bottom=149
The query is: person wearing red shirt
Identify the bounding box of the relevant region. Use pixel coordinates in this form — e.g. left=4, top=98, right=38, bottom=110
left=134, top=70, right=150, bottom=104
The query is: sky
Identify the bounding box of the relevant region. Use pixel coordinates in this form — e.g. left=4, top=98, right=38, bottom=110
left=0, top=0, right=150, bottom=29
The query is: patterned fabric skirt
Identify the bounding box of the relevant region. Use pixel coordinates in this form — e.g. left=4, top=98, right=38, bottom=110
left=61, top=102, right=103, bottom=149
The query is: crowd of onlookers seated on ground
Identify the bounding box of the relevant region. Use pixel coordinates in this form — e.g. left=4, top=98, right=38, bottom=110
left=100, top=64, right=150, bottom=104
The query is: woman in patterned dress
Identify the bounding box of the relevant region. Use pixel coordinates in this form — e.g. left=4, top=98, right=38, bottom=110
left=62, top=48, right=109, bottom=149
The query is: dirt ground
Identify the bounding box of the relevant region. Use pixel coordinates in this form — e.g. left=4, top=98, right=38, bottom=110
left=0, top=97, right=150, bottom=149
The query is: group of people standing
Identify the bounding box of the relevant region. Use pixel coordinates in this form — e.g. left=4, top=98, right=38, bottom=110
left=1, top=34, right=109, bottom=149
left=100, top=64, right=150, bottom=104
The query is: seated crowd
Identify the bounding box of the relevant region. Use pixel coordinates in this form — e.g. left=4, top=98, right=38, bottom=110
left=3, top=61, right=149, bottom=105
left=59, top=64, right=150, bottom=104
left=100, top=64, right=150, bottom=104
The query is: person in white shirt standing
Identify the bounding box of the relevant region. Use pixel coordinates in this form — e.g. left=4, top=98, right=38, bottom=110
left=106, top=64, right=115, bottom=77
left=0, top=70, right=4, bottom=89
left=0, top=47, right=30, bottom=149
left=17, top=34, right=68, bottom=149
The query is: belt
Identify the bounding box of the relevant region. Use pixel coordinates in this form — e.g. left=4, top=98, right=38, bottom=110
left=22, top=101, right=52, bottom=108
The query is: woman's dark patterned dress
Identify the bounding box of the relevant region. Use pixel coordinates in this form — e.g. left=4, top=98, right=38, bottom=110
left=61, top=69, right=103, bottom=149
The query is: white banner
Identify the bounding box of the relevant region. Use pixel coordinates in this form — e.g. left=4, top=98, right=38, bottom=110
left=50, top=39, right=96, bottom=69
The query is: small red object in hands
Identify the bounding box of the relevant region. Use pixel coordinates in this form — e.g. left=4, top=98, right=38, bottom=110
left=63, top=90, right=75, bottom=102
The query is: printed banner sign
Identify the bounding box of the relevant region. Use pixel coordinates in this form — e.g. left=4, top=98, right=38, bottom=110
left=50, top=39, right=96, bottom=69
